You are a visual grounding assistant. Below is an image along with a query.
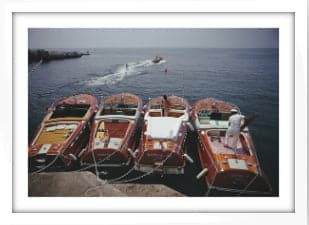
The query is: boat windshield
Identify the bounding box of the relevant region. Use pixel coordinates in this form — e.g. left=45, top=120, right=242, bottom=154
left=150, top=104, right=185, bottom=110
left=50, top=104, right=90, bottom=118
left=100, top=103, right=137, bottom=116
left=170, top=104, right=186, bottom=110
left=150, top=104, right=161, bottom=109
left=198, top=110, right=230, bottom=121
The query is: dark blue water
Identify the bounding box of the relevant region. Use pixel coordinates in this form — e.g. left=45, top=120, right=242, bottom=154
left=28, top=48, right=279, bottom=196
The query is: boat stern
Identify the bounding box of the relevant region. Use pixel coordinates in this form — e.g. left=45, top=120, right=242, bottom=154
left=79, top=147, right=131, bottom=168
left=28, top=143, right=67, bottom=172
left=207, top=168, right=272, bottom=196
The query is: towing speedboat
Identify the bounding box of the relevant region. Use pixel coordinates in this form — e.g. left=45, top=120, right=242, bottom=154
left=152, top=56, right=163, bottom=63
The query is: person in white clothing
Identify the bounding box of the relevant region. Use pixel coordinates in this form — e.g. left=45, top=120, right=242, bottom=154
left=224, top=108, right=245, bottom=152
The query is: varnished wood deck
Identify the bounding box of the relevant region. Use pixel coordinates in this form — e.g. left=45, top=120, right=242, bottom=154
left=193, top=98, right=239, bottom=113
left=35, top=123, right=78, bottom=145
left=103, top=93, right=139, bottom=106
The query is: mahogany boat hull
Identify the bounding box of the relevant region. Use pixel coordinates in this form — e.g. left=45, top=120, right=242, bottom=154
left=80, top=148, right=132, bottom=167
left=135, top=124, right=187, bottom=174
left=79, top=119, right=140, bottom=167
left=192, top=98, right=272, bottom=196
left=29, top=124, right=90, bottom=171
left=28, top=94, right=97, bottom=172
left=197, top=142, right=272, bottom=196
left=134, top=95, right=190, bottom=175
left=79, top=93, right=142, bottom=168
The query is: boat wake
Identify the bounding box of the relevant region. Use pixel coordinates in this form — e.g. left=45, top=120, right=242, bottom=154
left=29, top=59, right=43, bottom=73
left=86, top=59, right=166, bottom=86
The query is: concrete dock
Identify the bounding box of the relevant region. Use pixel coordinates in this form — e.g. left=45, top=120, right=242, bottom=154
left=28, top=171, right=184, bottom=197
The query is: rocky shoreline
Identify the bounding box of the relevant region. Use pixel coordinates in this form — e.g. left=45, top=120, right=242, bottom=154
left=28, top=49, right=90, bottom=64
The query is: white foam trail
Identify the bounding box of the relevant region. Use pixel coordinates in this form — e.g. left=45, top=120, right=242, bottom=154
left=86, top=59, right=166, bottom=86
left=30, top=59, right=43, bottom=73
left=152, top=59, right=166, bottom=65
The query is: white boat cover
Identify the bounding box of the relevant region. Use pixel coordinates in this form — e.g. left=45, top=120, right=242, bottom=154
left=145, top=117, right=182, bottom=140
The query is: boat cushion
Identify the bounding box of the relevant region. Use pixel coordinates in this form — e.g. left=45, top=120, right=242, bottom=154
left=108, top=137, right=123, bottom=149
left=38, top=144, right=51, bottom=154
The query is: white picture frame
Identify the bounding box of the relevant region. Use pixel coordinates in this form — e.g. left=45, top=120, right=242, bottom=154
left=0, top=0, right=307, bottom=224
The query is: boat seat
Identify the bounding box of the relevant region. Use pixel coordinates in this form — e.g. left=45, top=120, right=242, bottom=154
left=208, top=130, right=221, bottom=142
left=199, top=118, right=210, bottom=124
left=115, top=110, right=124, bottom=115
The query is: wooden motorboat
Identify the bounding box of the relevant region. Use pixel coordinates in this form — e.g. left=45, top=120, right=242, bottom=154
left=192, top=98, right=272, bottom=195
left=28, top=94, right=97, bottom=171
left=135, top=95, right=190, bottom=174
left=79, top=93, right=142, bottom=168
left=152, top=56, right=163, bottom=63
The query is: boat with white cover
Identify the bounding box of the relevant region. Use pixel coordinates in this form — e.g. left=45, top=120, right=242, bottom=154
left=134, top=95, right=190, bottom=174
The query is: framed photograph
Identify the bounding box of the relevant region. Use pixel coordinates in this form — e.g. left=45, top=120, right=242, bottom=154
left=0, top=0, right=307, bottom=224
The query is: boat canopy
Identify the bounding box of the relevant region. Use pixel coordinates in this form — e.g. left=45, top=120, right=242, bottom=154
left=145, top=117, right=182, bottom=140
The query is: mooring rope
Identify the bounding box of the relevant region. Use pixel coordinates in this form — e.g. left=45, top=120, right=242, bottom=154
left=112, top=148, right=175, bottom=184
left=238, top=173, right=259, bottom=196
left=75, top=150, right=119, bottom=172
left=83, top=147, right=176, bottom=196
left=30, top=59, right=43, bottom=73
left=31, top=153, right=61, bottom=174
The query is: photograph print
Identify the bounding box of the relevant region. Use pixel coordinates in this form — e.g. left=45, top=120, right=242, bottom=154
left=28, top=28, right=278, bottom=197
